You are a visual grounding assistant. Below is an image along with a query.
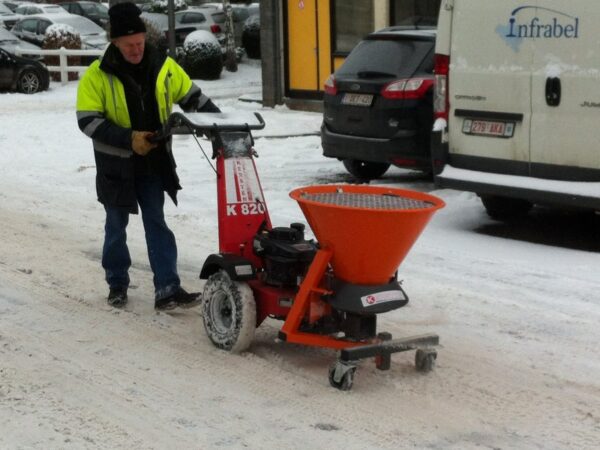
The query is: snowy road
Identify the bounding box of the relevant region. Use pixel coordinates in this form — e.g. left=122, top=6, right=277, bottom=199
left=1, top=62, right=599, bottom=449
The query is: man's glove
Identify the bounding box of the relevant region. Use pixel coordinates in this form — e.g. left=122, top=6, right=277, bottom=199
left=197, top=98, right=221, bottom=113
left=131, top=131, right=158, bottom=156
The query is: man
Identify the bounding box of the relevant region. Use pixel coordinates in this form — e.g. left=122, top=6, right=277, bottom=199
left=76, top=2, right=220, bottom=310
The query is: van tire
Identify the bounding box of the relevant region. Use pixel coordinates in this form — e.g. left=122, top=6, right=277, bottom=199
left=343, top=159, right=390, bottom=180
left=480, top=195, right=533, bottom=220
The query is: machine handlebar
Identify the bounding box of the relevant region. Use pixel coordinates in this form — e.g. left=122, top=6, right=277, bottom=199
left=152, top=112, right=265, bottom=142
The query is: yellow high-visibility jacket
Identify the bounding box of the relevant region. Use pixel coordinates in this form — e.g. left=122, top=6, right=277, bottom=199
left=76, top=44, right=210, bottom=212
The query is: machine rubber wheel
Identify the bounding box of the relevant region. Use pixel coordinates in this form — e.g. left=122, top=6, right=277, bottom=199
left=202, top=270, right=256, bottom=353
left=17, top=70, right=42, bottom=94
left=328, top=362, right=356, bottom=391
left=415, top=348, right=437, bottom=373
left=480, top=195, right=532, bottom=220
left=343, top=159, right=390, bottom=180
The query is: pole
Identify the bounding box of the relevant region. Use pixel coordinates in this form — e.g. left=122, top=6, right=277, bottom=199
left=222, top=0, right=237, bottom=72
left=167, top=0, right=176, bottom=57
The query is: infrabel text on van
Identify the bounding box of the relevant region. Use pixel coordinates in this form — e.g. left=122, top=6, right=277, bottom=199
left=506, top=6, right=579, bottom=40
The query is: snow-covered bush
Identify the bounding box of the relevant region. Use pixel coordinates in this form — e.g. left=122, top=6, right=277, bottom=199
left=149, top=0, right=187, bottom=13
left=141, top=17, right=168, bottom=56
left=181, top=30, right=223, bottom=80
left=242, top=14, right=260, bottom=59
left=43, top=24, right=82, bottom=81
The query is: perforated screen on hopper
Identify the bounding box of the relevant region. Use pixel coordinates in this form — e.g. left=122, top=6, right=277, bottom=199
left=299, top=192, right=433, bottom=210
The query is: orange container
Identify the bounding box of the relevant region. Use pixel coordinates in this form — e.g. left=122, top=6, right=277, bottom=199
left=290, top=184, right=445, bottom=285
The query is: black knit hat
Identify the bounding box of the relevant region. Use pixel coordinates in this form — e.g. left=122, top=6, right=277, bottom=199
left=109, top=2, right=146, bottom=39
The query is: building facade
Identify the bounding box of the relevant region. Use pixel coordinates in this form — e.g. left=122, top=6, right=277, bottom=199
left=260, top=0, right=440, bottom=110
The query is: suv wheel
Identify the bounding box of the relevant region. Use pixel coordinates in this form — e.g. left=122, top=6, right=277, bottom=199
left=480, top=195, right=533, bottom=220
left=343, top=159, right=390, bottom=180
left=17, top=69, right=41, bottom=94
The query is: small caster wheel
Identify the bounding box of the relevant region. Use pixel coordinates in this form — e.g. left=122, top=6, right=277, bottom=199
left=415, top=348, right=437, bottom=373
left=328, top=361, right=357, bottom=391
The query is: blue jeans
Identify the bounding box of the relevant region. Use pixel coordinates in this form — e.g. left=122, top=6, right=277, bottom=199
left=102, top=175, right=180, bottom=300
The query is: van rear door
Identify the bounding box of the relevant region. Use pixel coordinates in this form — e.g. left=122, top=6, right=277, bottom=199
left=447, top=0, right=535, bottom=174
left=529, top=1, right=600, bottom=179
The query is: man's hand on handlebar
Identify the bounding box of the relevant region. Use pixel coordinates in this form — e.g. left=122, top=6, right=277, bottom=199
left=131, top=131, right=158, bottom=156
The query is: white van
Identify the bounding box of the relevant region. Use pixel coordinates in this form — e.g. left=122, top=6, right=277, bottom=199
left=432, top=0, right=600, bottom=218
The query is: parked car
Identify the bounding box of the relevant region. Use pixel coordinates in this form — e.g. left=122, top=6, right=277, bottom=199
left=59, top=1, right=108, bottom=27
left=174, top=8, right=224, bottom=44
left=11, top=13, right=107, bottom=49
left=1, top=0, right=27, bottom=13
left=141, top=11, right=205, bottom=48
left=0, top=1, right=22, bottom=29
left=321, top=27, right=436, bottom=179
left=195, top=3, right=258, bottom=47
left=0, top=26, right=41, bottom=58
left=14, top=3, right=67, bottom=15
left=0, top=46, right=49, bottom=93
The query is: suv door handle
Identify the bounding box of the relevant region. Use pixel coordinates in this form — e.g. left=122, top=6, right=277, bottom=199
left=545, top=77, right=561, bottom=107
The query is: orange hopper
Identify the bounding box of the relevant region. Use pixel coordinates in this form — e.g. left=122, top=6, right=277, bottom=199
left=289, top=184, right=445, bottom=285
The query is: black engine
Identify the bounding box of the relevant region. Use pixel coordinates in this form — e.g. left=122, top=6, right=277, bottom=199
left=253, top=223, right=317, bottom=287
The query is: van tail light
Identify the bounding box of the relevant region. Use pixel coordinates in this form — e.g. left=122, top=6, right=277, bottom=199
left=434, top=54, right=450, bottom=120
left=324, top=74, right=337, bottom=95
left=380, top=78, right=433, bottom=100
left=210, top=24, right=222, bottom=33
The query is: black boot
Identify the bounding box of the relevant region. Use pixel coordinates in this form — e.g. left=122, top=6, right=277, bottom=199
left=155, top=287, right=201, bottom=311
left=107, top=287, right=128, bottom=308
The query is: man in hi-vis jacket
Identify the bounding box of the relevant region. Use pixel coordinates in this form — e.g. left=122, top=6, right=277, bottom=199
left=77, top=2, right=220, bottom=310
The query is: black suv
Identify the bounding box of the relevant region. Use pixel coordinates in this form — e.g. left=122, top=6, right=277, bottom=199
left=321, top=27, right=436, bottom=179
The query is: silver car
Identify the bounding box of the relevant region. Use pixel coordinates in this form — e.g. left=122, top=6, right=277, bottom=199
left=11, top=13, right=107, bottom=49
left=194, top=3, right=258, bottom=47
left=14, top=3, right=67, bottom=15
left=174, top=8, right=224, bottom=45
left=0, top=1, right=22, bottom=29
left=0, top=26, right=40, bottom=58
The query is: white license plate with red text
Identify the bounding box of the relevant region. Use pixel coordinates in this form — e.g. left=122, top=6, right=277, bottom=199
left=341, top=93, right=373, bottom=107
left=462, top=119, right=515, bottom=138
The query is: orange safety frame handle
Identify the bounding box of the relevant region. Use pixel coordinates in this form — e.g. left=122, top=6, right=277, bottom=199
left=278, top=248, right=363, bottom=350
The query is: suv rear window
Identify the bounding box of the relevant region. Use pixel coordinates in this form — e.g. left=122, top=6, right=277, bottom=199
left=337, top=38, right=434, bottom=79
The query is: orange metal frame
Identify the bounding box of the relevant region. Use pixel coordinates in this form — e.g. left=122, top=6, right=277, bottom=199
left=279, top=248, right=363, bottom=350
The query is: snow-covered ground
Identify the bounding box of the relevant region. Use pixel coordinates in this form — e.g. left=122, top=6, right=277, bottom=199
left=1, top=59, right=599, bottom=449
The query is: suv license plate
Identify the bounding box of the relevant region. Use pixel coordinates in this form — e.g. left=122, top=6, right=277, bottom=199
left=342, top=93, right=373, bottom=107
left=462, top=119, right=515, bottom=138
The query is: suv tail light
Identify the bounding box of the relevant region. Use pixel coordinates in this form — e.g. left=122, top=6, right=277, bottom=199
left=434, top=54, right=450, bottom=120
left=380, top=78, right=433, bottom=100
left=324, top=74, right=337, bottom=95
left=210, top=24, right=222, bottom=33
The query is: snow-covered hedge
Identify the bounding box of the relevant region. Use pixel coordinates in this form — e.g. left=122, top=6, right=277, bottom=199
left=148, top=0, right=187, bottom=13
left=43, top=24, right=82, bottom=81
left=243, top=14, right=260, bottom=34
left=242, top=14, right=260, bottom=59
left=181, top=30, right=223, bottom=80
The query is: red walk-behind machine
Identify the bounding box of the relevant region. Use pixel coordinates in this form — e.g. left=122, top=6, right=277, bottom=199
left=160, top=111, right=445, bottom=390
